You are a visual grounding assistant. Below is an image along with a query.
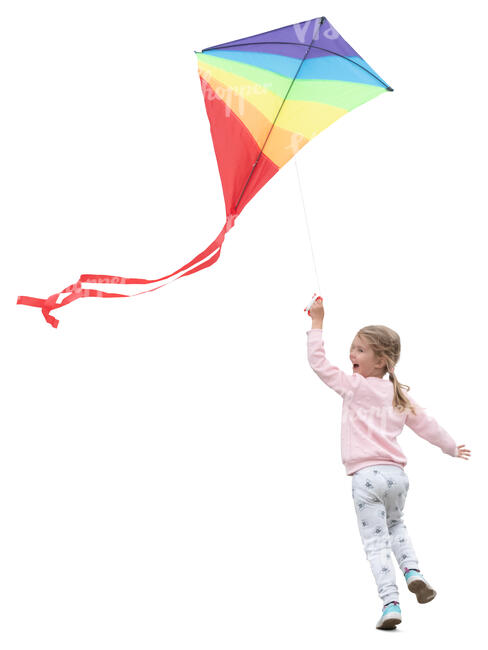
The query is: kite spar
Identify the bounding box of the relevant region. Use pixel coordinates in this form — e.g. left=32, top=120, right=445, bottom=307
left=17, top=16, right=392, bottom=327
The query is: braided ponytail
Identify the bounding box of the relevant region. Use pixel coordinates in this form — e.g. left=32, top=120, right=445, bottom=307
left=387, top=367, right=416, bottom=415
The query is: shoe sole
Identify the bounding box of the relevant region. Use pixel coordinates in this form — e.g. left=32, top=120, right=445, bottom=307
left=376, top=614, right=402, bottom=630
left=407, top=577, right=437, bottom=604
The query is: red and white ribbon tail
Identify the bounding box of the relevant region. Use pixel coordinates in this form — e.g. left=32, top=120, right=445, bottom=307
left=17, top=220, right=233, bottom=328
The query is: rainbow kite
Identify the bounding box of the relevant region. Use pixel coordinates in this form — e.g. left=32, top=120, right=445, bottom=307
left=18, top=16, right=392, bottom=327
left=197, top=16, right=392, bottom=229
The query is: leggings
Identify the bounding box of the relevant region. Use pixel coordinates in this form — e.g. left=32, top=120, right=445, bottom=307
left=351, top=464, right=420, bottom=605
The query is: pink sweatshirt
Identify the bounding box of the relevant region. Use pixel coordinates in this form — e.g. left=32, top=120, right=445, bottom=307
left=307, top=329, right=458, bottom=475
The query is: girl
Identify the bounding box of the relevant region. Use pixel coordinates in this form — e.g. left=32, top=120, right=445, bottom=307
left=306, top=298, right=471, bottom=630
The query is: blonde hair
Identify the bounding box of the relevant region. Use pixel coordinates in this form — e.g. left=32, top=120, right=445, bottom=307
left=356, top=325, right=416, bottom=415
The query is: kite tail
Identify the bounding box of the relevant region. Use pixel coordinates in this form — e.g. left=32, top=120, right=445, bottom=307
left=17, top=219, right=233, bottom=328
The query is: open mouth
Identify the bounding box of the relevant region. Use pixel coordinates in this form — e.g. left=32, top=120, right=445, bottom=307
left=353, top=363, right=360, bottom=370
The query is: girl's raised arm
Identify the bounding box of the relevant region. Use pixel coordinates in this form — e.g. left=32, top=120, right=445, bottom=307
left=307, top=329, right=360, bottom=398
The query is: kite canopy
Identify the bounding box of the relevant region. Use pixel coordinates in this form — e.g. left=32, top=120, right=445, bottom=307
left=197, top=16, right=392, bottom=227
left=17, top=16, right=392, bottom=327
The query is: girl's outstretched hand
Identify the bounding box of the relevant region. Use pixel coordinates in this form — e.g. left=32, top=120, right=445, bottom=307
left=456, top=444, right=471, bottom=460
left=309, top=297, right=324, bottom=321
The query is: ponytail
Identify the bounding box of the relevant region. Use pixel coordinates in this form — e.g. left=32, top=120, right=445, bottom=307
left=387, top=367, right=416, bottom=415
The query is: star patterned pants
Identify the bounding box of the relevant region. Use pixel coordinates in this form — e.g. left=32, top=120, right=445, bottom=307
left=351, top=464, right=420, bottom=605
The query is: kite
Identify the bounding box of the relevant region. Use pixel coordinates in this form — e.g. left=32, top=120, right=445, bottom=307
left=17, top=16, right=392, bottom=327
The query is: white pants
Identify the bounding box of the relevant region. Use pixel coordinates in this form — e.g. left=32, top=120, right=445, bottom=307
left=351, top=464, right=420, bottom=605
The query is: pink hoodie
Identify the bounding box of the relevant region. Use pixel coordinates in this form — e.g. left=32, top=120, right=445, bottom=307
left=307, top=329, right=458, bottom=475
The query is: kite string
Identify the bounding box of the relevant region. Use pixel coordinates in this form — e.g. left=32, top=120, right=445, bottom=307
left=294, top=157, right=322, bottom=295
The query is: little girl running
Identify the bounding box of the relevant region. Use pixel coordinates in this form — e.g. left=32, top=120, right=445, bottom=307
left=306, top=297, right=471, bottom=630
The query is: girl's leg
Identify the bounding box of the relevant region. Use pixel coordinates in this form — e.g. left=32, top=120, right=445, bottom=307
left=351, top=467, right=400, bottom=605
left=379, top=466, right=420, bottom=574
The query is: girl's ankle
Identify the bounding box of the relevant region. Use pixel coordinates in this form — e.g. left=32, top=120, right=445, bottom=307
left=384, top=600, right=400, bottom=609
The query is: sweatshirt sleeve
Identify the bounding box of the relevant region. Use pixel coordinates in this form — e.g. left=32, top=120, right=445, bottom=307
left=306, top=329, right=360, bottom=398
left=405, top=397, right=458, bottom=457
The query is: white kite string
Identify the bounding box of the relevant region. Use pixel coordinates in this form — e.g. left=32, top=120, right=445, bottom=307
left=294, top=157, right=322, bottom=295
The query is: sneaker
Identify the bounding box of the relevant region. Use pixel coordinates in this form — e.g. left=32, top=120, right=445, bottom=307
left=404, top=569, right=437, bottom=604
left=376, top=601, right=402, bottom=630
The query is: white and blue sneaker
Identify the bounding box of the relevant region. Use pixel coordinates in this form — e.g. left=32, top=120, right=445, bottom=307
left=376, top=601, right=402, bottom=630
left=404, top=568, right=437, bottom=604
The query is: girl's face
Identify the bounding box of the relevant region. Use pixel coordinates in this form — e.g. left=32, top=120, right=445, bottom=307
left=349, top=335, right=386, bottom=378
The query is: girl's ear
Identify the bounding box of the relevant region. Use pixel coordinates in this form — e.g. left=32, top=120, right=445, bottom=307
left=375, top=355, right=388, bottom=372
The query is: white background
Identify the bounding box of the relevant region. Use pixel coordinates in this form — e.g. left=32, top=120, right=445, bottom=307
left=1, top=0, right=485, bottom=647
